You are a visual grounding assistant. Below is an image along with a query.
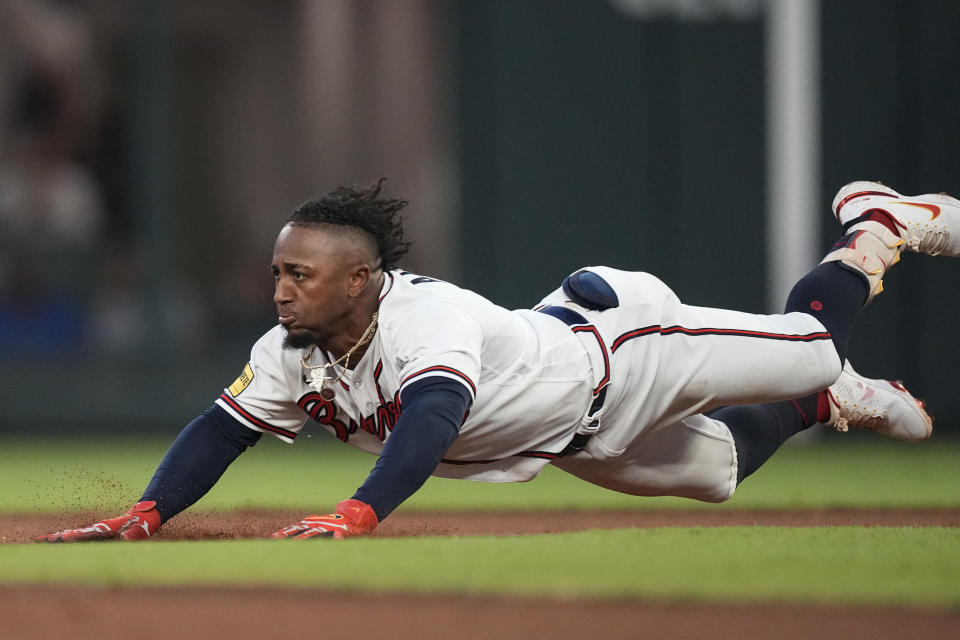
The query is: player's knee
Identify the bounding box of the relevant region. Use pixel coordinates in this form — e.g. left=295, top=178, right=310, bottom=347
left=819, top=353, right=844, bottom=389
left=790, top=360, right=841, bottom=399
left=702, top=490, right=734, bottom=504
left=786, top=347, right=843, bottom=398
left=561, top=270, right=619, bottom=310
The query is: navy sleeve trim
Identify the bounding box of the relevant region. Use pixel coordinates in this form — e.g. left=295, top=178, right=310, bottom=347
left=218, top=392, right=299, bottom=440
left=400, top=365, right=477, bottom=397
left=399, top=376, right=473, bottom=425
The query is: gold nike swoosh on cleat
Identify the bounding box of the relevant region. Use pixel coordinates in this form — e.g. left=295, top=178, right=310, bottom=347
left=899, top=201, right=941, bottom=220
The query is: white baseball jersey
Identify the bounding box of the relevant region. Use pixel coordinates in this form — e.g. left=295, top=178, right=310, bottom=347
left=217, top=270, right=597, bottom=482
left=218, top=267, right=841, bottom=499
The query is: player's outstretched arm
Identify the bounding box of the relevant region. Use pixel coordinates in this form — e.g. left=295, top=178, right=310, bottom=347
left=269, top=377, right=469, bottom=540
left=37, top=404, right=261, bottom=542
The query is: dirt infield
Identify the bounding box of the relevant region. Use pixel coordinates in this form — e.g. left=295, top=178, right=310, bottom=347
left=2, top=586, right=959, bottom=640
left=3, top=508, right=959, bottom=640
left=3, top=507, right=959, bottom=542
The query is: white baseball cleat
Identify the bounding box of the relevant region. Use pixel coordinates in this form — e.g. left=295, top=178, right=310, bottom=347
left=825, top=361, right=932, bottom=442
left=832, top=180, right=960, bottom=257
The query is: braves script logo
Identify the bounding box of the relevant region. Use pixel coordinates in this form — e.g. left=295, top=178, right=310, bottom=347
left=297, top=359, right=401, bottom=443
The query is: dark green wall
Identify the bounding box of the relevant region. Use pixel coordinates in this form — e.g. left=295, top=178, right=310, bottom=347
left=822, top=0, right=960, bottom=430
left=457, top=0, right=960, bottom=431
left=457, top=0, right=765, bottom=312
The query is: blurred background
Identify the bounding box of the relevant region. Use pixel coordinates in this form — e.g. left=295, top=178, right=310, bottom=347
left=0, top=0, right=958, bottom=434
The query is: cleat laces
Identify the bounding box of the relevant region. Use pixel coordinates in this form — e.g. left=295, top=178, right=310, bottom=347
left=834, top=411, right=886, bottom=433
left=904, top=227, right=947, bottom=255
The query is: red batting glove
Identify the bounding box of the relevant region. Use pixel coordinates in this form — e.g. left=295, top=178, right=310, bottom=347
left=269, top=499, right=379, bottom=540
left=36, top=501, right=162, bottom=542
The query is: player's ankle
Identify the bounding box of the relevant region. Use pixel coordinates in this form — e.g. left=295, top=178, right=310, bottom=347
left=842, top=209, right=903, bottom=237
left=815, top=389, right=832, bottom=423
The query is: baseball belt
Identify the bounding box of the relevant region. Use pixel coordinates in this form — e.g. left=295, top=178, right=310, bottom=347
left=538, top=305, right=609, bottom=457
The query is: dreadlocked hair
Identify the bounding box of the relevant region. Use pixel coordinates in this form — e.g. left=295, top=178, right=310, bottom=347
left=288, top=179, right=412, bottom=271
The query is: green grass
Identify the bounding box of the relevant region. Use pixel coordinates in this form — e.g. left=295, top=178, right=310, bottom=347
left=2, top=433, right=958, bottom=514
left=2, top=434, right=958, bottom=609
left=2, top=527, right=958, bottom=608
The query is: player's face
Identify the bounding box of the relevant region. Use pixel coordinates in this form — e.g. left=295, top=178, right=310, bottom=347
left=271, top=223, right=368, bottom=350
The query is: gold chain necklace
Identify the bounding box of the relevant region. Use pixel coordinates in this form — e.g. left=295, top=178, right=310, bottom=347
left=301, top=311, right=379, bottom=399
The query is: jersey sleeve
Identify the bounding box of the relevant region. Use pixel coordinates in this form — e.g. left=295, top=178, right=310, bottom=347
left=214, top=326, right=308, bottom=442
left=391, top=301, right=482, bottom=400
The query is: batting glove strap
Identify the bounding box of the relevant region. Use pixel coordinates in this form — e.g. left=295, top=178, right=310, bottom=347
left=36, top=501, right=162, bottom=543
left=269, top=499, right=379, bottom=540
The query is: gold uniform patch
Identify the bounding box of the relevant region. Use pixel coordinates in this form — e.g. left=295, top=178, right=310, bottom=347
left=228, top=363, right=254, bottom=396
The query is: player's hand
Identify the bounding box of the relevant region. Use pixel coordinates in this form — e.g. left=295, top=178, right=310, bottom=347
left=36, top=500, right=162, bottom=543
left=269, top=499, right=379, bottom=540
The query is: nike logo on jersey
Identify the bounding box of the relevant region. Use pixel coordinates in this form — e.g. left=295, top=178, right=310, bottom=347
left=900, top=201, right=941, bottom=220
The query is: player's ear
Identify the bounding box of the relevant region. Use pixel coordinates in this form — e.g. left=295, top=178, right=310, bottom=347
left=346, top=263, right=372, bottom=298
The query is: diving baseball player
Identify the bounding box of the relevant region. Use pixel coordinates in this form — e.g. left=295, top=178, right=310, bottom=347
left=39, top=179, right=945, bottom=541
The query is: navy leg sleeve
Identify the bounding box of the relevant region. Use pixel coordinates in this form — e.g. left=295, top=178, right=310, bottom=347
left=140, top=404, right=261, bottom=522
left=711, top=393, right=820, bottom=484
left=784, top=262, right=868, bottom=363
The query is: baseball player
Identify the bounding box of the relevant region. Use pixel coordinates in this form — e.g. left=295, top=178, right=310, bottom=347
left=39, top=179, right=947, bottom=541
